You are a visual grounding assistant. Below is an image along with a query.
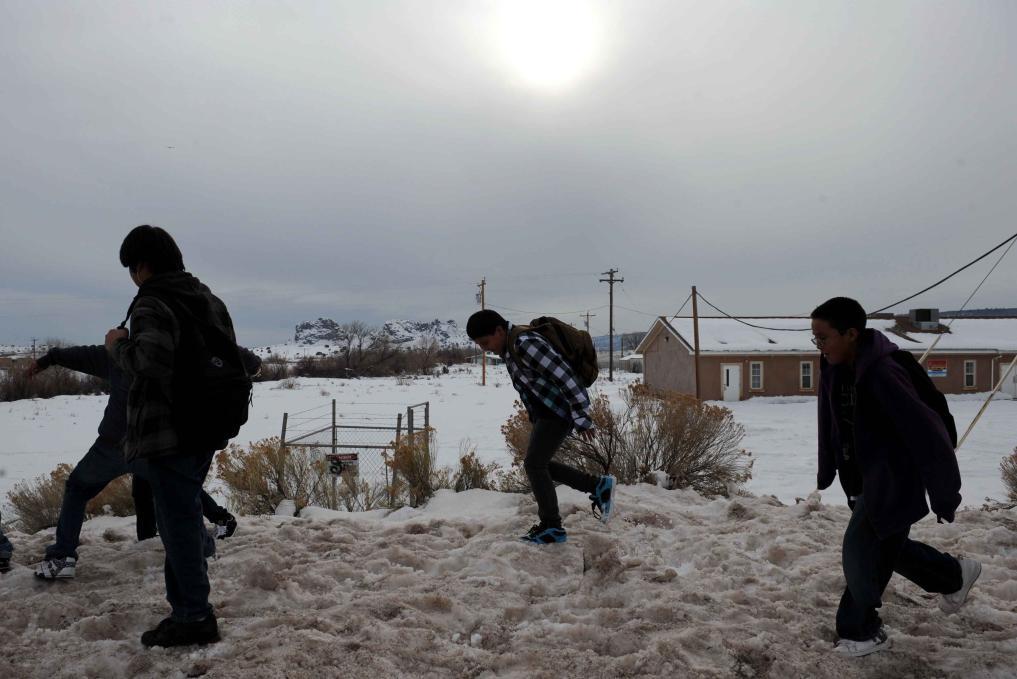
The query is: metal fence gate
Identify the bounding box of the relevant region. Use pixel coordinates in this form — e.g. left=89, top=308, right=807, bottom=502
left=279, top=399, right=431, bottom=497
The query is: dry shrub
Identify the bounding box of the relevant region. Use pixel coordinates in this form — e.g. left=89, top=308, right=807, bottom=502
left=388, top=428, right=449, bottom=507
left=5, top=463, right=135, bottom=533
left=1, top=365, right=107, bottom=402
left=255, top=354, right=291, bottom=382
left=453, top=442, right=501, bottom=492
left=216, top=437, right=400, bottom=513
left=322, top=473, right=393, bottom=512
left=1002, top=446, right=1017, bottom=503
left=501, top=385, right=751, bottom=498
left=215, top=437, right=335, bottom=514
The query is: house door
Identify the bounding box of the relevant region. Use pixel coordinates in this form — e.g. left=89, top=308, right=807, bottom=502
left=721, top=364, right=741, bottom=401
left=1002, top=363, right=1017, bottom=398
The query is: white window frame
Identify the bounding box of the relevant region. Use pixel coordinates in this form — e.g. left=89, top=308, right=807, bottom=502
left=749, top=361, right=764, bottom=391
left=800, top=361, right=814, bottom=391
left=964, top=360, right=976, bottom=389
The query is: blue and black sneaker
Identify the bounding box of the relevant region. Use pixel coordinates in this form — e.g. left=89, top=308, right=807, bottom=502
left=590, top=475, right=616, bottom=523
left=520, top=523, right=567, bottom=544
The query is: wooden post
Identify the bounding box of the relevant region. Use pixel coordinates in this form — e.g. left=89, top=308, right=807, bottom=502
left=407, top=407, right=415, bottom=444
left=478, top=278, right=487, bottom=386
left=692, top=285, right=701, bottom=400
left=280, top=412, right=288, bottom=449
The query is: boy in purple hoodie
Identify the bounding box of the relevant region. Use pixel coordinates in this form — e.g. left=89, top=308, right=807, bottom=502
left=813, top=297, right=981, bottom=657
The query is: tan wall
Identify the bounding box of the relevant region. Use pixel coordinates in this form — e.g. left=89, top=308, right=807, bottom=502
left=642, top=332, right=695, bottom=394
left=642, top=330, right=1016, bottom=401
left=695, top=354, right=820, bottom=401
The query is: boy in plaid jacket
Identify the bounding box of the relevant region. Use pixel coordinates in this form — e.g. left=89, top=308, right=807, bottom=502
left=467, top=310, right=615, bottom=544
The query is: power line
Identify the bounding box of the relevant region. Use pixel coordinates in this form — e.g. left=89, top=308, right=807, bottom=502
left=869, top=231, right=1017, bottom=315
left=488, top=303, right=609, bottom=317
left=695, top=292, right=812, bottom=332
left=669, top=292, right=693, bottom=320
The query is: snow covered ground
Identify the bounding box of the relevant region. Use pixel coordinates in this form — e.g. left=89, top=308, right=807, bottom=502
left=1, top=367, right=1014, bottom=507
left=1, top=485, right=1016, bottom=678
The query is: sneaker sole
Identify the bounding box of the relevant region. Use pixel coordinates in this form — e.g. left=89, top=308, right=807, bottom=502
left=940, top=560, right=982, bottom=614
left=835, top=637, right=893, bottom=658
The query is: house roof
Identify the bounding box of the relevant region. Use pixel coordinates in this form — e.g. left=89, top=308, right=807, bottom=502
left=635, top=317, right=1017, bottom=355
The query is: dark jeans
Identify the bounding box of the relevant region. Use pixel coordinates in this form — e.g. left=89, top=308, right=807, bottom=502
left=837, top=494, right=963, bottom=640
left=0, top=512, right=12, bottom=558
left=131, top=477, right=228, bottom=541
left=524, top=418, right=599, bottom=528
left=46, top=439, right=148, bottom=559
left=146, top=450, right=216, bottom=622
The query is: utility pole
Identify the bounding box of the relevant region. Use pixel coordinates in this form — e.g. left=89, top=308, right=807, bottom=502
left=581, top=311, right=596, bottom=333
left=691, top=286, right=701, bottom=400
left=599, top=269, right=623, bottom=382
left=31, top=337, right=37, bottom=360
left=476, top=278, right=486, bottom=386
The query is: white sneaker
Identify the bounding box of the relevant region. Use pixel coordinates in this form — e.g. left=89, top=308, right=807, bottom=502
left=35, top=556, right=76, bottom=580
left=940, top=556, right=982, bottom=614
left=833, top=627, right=892, bottom=657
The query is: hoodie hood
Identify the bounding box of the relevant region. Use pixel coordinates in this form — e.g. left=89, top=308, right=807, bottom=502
left=853, top=328, right=900, bottom=382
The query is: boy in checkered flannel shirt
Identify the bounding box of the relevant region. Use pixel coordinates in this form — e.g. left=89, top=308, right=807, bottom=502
left=467, top=310, right=615, bottom=544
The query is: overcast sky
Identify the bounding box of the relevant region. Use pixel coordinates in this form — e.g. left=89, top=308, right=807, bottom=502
left=2, top=0, right=1015, bottom=347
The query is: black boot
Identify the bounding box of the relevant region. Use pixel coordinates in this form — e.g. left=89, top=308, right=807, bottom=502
left=141, top=614, right=220, bottom=647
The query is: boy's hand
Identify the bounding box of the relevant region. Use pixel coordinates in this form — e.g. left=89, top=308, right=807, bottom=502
left=105, top=328, right=128, bottom=351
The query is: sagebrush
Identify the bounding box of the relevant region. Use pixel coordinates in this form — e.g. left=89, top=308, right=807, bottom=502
left=501, top=385, right=751, bottom=498
left=5, top=463, right=135, bottom=533
left=1002, top=446, right=1017, bottom=503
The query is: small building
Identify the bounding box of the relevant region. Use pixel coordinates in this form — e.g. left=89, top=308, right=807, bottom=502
left=636, top=313, right=1017, bottom=401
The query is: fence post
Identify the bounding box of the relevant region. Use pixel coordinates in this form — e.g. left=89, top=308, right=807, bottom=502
left=423, top=402, right=430, bottom=456
left=391, top=412, right=403, bottom=507
left=331, top=399, right=337, bottom=459
left=407, top=407, right=414, bottom=445
left=280, top=412, right=288, bottom=450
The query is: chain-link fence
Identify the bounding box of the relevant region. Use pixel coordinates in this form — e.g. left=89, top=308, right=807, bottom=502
left=279, top=400, right=430, bottom=493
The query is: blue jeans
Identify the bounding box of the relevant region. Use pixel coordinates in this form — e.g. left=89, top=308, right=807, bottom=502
left=0, top=512, right=12, bottom=558
left=146, top=450, right=216, bottom=622
left=836, top=494, right=963, bottom=640
left=46, top=438, right=143, bottom=560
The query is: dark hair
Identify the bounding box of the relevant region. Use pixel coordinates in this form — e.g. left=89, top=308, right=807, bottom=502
left=119, top=225, right=185, bottom=274
left=466, top=310, right=508, bottom=339
left=811, top=297, right=867, bottom=334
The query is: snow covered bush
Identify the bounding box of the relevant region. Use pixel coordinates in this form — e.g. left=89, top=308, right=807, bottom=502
left=500, top=385, right=752, bottom=498
left=5, top=463, right=134, bottom=533
left=216, top=437, right=335, bottom=514
left=1002, top=446, right=1017, bottom=503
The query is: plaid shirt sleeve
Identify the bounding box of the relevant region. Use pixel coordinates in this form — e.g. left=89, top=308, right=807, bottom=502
left=110, top=297, right=177, bottom=379
left=516, top=335, right=594, bottom=431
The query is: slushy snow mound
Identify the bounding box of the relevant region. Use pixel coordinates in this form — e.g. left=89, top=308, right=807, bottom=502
left=1, top=485, right=1015, bottom=678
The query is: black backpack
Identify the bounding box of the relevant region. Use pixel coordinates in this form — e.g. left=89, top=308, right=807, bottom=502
left=508, top=317, right=599, bottom=387
left=124, top=293, right=252, bottom=451
left=890, top=350, right=958, bottom=447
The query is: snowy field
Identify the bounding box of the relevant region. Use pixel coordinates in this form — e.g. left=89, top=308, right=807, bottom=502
left=1, top=368, right=1016, bottom=677
left=1, top=367, right=1014, bottom=507
left=1, top=485, right=1016, bottom=677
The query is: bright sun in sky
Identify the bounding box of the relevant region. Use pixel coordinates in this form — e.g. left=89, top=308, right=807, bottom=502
left=494, top=0, right=601, bottom=91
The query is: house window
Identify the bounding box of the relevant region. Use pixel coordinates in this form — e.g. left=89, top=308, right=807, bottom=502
left=750, top=362, right=763, bottom=390
left=800, top=361, right=814, bottom=390
left=964, top=360, right=976, bottom=389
